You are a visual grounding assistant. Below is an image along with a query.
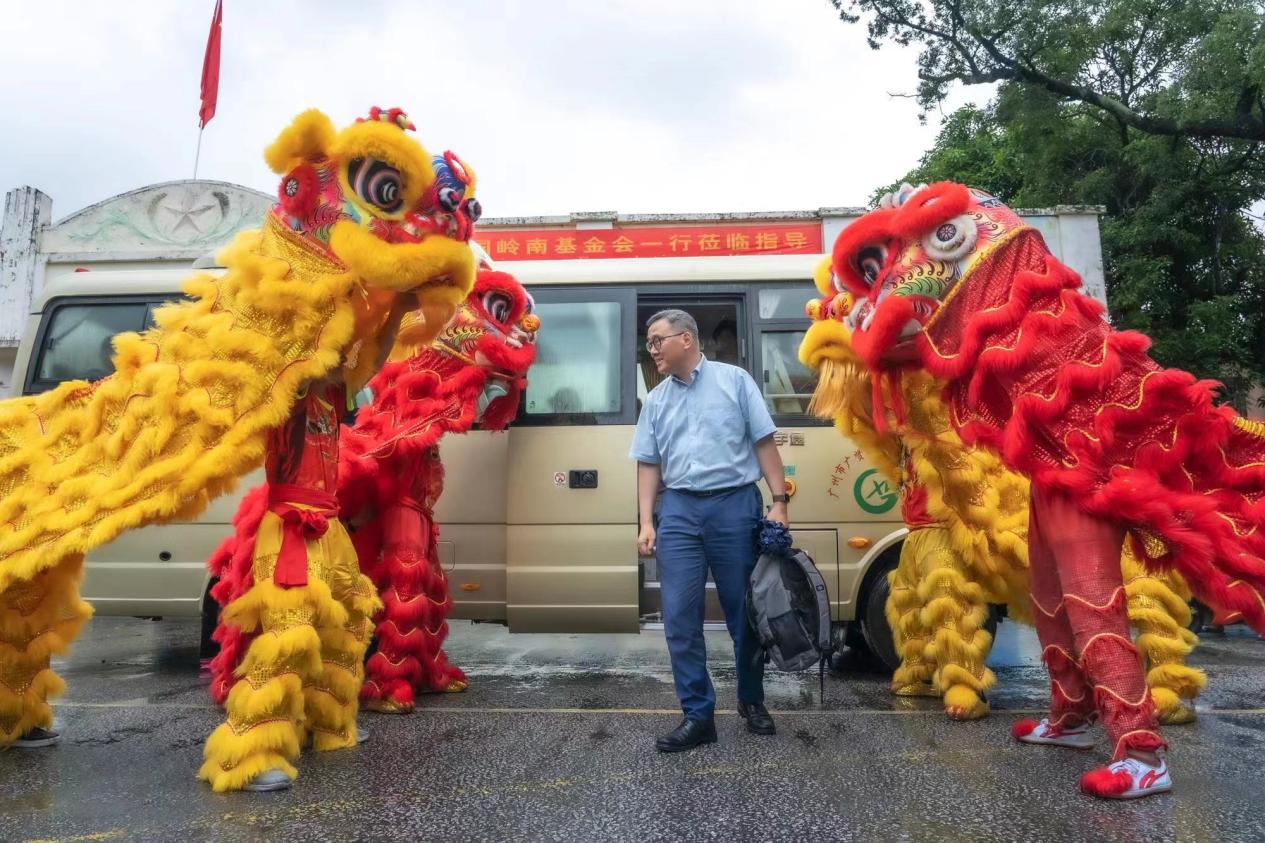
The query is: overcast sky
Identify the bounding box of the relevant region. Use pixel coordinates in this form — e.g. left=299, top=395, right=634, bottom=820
left=0, top=0, right=986, bottom=222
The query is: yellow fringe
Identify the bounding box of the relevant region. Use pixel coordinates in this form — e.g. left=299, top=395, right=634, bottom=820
left=223, top=578, right=350, bottom=637
left=0, top=556, right=91, bottom=742
left=0, top=668, right=65, bottom=743
left=199, top=719, right=302, bottom=793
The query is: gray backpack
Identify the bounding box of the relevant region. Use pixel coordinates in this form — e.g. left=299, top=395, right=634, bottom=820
left=746, top=548, right=832, bottom=677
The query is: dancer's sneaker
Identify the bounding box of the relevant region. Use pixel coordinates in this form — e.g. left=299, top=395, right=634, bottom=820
left=244, top=769, right=293, bottom=792
left=357, top=725, right=369, bottom=745
left=1012, top=717, right=1095, bottom=749
left=1081, top=754, right=1171, bottom=799
left=14, top=727, right=61, bottom=748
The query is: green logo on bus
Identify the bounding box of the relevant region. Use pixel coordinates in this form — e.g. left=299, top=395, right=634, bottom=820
left=853, top=469, right=897, bottom=515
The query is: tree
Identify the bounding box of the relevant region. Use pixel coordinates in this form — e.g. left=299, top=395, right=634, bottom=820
left=832, top=0, right=1265, bottom=142
left=878, top=85, right=1265, bottom=410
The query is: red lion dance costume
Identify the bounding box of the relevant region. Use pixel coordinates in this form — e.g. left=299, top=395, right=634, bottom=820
left=827, top=182, right=1265, bottom=799
left=208, top=269, right=537, bottom=716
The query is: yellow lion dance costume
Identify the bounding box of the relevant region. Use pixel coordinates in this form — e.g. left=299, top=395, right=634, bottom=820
left=0, top=107, right=477, bottom=790
left=799, top=259, right=1205, bottom=725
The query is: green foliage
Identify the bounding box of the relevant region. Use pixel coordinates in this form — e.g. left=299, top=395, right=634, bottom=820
left=849, top=1, right=1265, bottom=408
left=832, top=0, right=1265, bottom=141
left=879, top=87, right=1265, bottom=408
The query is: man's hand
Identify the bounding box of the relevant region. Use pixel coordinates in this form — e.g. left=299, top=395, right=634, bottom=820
left=637, top=523, right=657, bottom=557
left=767, top=501, right=789, bottom=528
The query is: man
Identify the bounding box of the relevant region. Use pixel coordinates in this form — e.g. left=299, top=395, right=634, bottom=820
left=630, top=309, right=790, bottom=752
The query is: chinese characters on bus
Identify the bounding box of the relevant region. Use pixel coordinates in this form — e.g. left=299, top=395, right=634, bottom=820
left=827, top=450, right=866, bottom=499
left=474, top=224, right=822, bottom=261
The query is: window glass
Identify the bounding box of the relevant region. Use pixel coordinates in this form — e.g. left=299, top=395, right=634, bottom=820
left=36, top=303, right=148, bottom=384
left=758, top=286, right=815, bottom=320
left=760, top=330, right=816, bottom=415
left=524, top=301, right=622, bottom=416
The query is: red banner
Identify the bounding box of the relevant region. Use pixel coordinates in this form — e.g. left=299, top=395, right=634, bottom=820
left=474, top=223, right=821, bottom=261
left=199, top=0, right=223, bottom=128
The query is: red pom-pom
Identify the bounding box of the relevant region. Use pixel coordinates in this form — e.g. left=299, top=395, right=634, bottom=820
left=1011, top=718, right=1039, bottom=739
left=278, top=163, right=319, bottom=217
left=1080, top=765, right=1133, bottom=797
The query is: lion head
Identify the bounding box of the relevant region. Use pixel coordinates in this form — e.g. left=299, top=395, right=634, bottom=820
left=264, top=106, right=480, bottom=323
left=827, top=182, right=1029, bottom=369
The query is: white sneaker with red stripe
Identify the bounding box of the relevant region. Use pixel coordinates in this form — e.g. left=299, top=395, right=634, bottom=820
left=1081, top=755, right=1172, bottom=799
left=1012, top=717, right=1096, bottom=749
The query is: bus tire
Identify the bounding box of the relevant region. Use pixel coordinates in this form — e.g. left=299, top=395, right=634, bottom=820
left=857, top=548, right=901, bottom=673
left=200, top=580, right=221, bottom=660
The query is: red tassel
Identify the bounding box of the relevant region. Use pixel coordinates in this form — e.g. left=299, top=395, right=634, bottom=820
left=871, top=372, right=889, bottom=434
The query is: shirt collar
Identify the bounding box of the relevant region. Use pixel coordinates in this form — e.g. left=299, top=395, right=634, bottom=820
left=670, top=354, right=707, bottom=386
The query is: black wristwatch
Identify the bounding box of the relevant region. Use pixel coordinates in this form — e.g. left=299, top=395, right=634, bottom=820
left=771, top=493, right=790, bottom=504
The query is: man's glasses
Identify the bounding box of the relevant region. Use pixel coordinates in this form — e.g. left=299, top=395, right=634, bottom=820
left=645, top=331, right=686, bottom=352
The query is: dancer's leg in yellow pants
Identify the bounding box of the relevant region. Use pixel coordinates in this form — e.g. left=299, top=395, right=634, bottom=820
left=887, top=532, right=937, bottom=697
left=887, top=527, right=996, bottom=719
left=0, top=555, right=93, bottom=744
left=1120, top=545, right=1205, bottom=725
left=199, top=511, right=379, bottom=791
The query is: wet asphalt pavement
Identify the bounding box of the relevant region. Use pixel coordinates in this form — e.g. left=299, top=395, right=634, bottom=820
left=2, top=618, right=1264, bottom=843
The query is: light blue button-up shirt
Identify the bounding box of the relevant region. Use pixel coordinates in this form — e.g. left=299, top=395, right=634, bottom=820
left=629, top=356, right=777, bottom=492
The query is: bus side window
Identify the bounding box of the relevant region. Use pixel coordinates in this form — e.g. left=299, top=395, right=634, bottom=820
left=755, top=287, right=818, bottom=418
left=34, top=302, right=149, bottom=387
left=760, top=329, right=816, bottom=415
left=522, top=301, right=622, bottom=421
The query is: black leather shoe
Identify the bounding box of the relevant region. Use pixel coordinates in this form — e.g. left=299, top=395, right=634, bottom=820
left=655, top=718, right=718, bottom=753
left=738, top=702, right=776, bottom=735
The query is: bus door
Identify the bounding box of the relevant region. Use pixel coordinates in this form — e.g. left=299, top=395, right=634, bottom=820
left=633, top=284, right=852, bottom=629
left=635, top=293, right=747, bottom=625
left=502, top=286, right=641, bottom=632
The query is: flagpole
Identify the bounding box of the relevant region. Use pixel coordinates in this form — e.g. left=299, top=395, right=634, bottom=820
left=193, top=126, right=204, bottom=179
left=195, top=0, right=222, bottom=180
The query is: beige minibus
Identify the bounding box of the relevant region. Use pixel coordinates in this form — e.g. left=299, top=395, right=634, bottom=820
left=11, top=253, right=918, bottom=668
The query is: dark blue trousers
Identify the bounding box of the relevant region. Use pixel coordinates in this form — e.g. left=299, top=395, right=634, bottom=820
left=656, top=484, right=764, bottom=722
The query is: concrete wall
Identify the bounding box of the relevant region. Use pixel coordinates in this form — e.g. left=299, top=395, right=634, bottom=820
left=0, top=187, right=52, bottom=346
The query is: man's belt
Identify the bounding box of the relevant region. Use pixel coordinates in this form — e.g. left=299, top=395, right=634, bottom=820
left=668, top=483, right=753, bottom=498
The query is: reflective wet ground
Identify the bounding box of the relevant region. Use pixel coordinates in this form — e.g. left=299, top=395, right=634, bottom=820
left=2, top=618, right=1264, bottom=842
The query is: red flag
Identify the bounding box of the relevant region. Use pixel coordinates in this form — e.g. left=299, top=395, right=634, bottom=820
left=199, top=0, right=222, bottom=128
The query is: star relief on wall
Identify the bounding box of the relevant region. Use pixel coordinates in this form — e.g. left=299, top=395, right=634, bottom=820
left=56, top=181, right=273, bottom=252
left=150, top=190, right=225, bottom=240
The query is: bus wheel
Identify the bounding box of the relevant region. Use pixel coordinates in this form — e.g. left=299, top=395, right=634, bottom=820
left=200, top=581, right=221, bottom=660
left=857, top=550, right=901, bottom=673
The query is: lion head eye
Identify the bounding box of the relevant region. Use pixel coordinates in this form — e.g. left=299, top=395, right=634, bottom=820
left=922, top=214, right=978, bottom=261
left=855, top=245, right=888, bottom=286
left=347, top=158, right=404, bottom=213
left=438, top=187, right=462, bottom=213
left=482, top=291, right=513, bottom=324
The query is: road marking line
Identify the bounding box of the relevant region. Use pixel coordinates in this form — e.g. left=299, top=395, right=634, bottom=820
left=49, top=701, right=1265, bottom=716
